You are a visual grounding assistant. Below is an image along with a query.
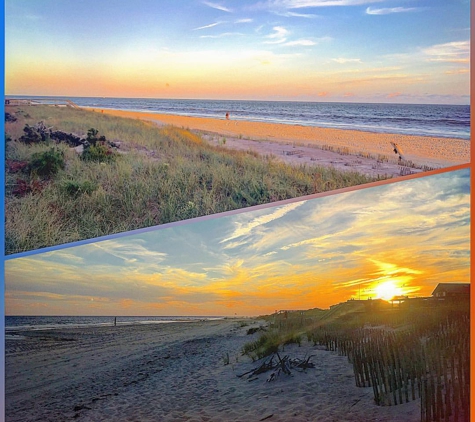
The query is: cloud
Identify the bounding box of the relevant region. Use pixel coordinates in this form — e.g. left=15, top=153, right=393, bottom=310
left=284, top=39, right=316, bottom=46
left=235, top=18, right=253, bottom=23
left=338, top=73, right=422, bottom=87
left=193, top=22, right=223, bottom=31
left=273, top=11, right=320, bottom=17
left=220, top=201, right=305, bottom=244
left=202, top=1, right=233, bottom=12
left=386, top=92, right=401, bottom=98
left=366, top=7, right=418, bottom=15
left=90, top=240, right=168, bottom=264
left=259, top=0, right=383, bottom=8
left=444, top=68, right=469, bottom=75
left=200, top=32, right=244, bottom=38
left=332, top=58, right=362, bottom=64
left=422, top=40, right=469, bottom=63
left=264, top=26, right=290, bottom=44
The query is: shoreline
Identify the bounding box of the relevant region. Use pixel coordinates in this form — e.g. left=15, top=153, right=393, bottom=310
left=94, top=108, right=470, bottom=173
left=5, top=319, right=420, bottom=421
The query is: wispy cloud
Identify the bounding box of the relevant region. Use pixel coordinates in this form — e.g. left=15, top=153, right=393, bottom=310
left=444, top=68, right=469, bottom=75
left=366, top=7, right=419, bottom=15
left=284, top=39, right=316, bottom=46
left=193, top=22, right=223, bottom=31
left=200, top=32, right=244, bottom=38
left=273, top=11, right=320, bottom=18
left=386, top=92, right=402, bottom=98
left=332, top=57, right=362, bottom=64
left=90, top=240, right=168, bottom=264
left=422, top=40, right=469, bottom=63
left=254, top=0, right=384, bottom=9
left=264, top=26, right=290, bottom=44
left=220, top=201, right=304, bottom=244
left=235, top=18, right=253, bottom=23
left=202, top=1, right=233, bottom=13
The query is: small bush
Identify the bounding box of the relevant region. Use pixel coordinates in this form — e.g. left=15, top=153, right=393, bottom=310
left=82, top=142, right=115, bottom=162
left=28, top=148, right=65, bottom=177
left=5, top=112, right=17, bottom=122
left=86, top=128, right=106, bottom=146
left=82, top=128, right=116, bottom=162
left=62, top=180, right=97, bottom=197
left=12, top=178, right=45, bottom=197
left=6, top=160, right=28, bottom=173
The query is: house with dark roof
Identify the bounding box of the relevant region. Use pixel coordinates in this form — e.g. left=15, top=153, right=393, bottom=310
left=431, top=283, right=470, bottom=300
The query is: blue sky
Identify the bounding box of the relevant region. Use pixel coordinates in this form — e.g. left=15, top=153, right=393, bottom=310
left=5, top=167, right=470, bottom=316
left=5, top=0, right=470, bottom=103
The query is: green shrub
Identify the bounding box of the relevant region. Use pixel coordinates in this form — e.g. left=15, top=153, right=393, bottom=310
left=82, top=142, right=115, bottom=162
left=86, top=127, right=106, bottom=146
left=62, top=180, right=97, bottom=197
left=28, top=148, right=65, bottom=177
left=81, top=128, right=115, bottom=162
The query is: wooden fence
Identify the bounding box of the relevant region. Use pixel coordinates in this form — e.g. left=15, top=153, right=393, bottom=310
left=308, top=314, right=469, bottom=422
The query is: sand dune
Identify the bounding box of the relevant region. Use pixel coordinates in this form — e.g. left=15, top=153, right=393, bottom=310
left=5, top=319, right=420, bottom=421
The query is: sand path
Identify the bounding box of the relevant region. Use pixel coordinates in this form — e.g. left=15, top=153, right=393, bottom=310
left=96, top=109, right=470, bottom=175
left=6, top=319, right=419, bottom=422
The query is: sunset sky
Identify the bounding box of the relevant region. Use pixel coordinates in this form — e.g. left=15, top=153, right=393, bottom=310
left=5, top=168, right=470, bottom=317
left=5, top=0, right=469, bottom=104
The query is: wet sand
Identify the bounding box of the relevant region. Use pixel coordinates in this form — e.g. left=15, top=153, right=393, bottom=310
left=5, top=319, right=420, bottom=422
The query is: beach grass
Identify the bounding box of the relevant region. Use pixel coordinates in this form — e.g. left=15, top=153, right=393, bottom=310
left=244, top=299, right=469, bottom=418
left=5, top=105, right=383, bottom=254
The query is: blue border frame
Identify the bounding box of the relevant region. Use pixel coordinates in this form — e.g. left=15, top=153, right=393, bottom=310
left=1, top=0, right=7, bottom=417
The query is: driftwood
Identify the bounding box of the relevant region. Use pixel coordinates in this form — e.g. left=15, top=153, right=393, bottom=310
left=16, top=121, right=120, bottom=151
left=238, top=353, right=315, bottom=382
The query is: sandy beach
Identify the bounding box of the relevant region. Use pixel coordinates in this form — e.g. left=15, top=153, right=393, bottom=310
left=96, top=109, right=470, bottom=178
left=5, top=319, right=420, bottom=422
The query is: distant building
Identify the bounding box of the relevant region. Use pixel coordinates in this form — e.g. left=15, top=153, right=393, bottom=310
left=431, top=283, right=470, bottom=300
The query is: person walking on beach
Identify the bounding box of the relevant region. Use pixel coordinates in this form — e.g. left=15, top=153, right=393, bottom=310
left=225, top=112, right=229, bottom=120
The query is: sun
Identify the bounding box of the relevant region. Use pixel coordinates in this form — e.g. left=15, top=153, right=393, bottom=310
left=374, top=280, right=402, bottom=301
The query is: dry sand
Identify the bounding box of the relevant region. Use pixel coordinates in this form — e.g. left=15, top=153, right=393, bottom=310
left=96, top=109, right=470, bottom=179
left=5, top=319, right=420, bottom=422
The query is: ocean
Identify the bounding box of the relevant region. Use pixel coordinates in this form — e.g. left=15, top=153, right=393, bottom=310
left=5, top=315, right=224, bottom=337
left=6, top=96, right=470, bottom=140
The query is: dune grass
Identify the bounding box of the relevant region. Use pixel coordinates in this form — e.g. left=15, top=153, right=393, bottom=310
left=5, top=105, right=383, bottom=254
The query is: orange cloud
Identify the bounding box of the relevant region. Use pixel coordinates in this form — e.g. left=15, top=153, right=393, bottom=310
left=386, top=92, right=402, bottom=98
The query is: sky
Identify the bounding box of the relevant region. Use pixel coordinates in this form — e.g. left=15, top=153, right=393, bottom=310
left=5, top=0, right=470, bottom=104
left=5, top=167, right=470, bottom=317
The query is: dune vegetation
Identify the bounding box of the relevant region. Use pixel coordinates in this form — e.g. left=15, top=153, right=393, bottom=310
left=5, top=105, right=382, bottom=255
left=242, top=299, right=469, bottom=419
